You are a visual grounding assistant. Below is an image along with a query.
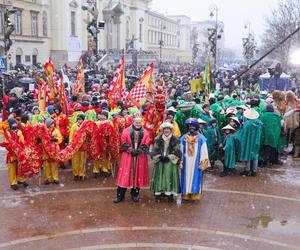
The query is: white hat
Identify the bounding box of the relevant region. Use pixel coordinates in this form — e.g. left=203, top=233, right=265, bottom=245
left=229, top=116, right=240, bottom=125
left=244, top=108, right=259, bottom=120
left=226, top=107, right=237, bottom=116
left=160, top=122, right=174, bottom=131
left=222, top=124, right=236, bottom=131
left=198, top=118, right=207, bottom=124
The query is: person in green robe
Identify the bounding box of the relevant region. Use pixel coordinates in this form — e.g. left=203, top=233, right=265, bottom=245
left=175, top=102, right=199, bottom=134
left=260, top=104, right=282, bottom=166
left=206, top=119, right=222, bottom=168
left=236, top=106, right=245, bottom=124
left=210, top=102, right=225, bottom=129
left=199, top=104, right=213, bottom=123
left=220, top=125, right=237, bottom=177
left=237, top=108, right=263, bottom=177
left=151, top=122, right=182, bottom=202
left=198, top=119, right=208, bottom=138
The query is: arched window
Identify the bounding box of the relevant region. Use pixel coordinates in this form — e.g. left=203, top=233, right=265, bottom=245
left=42, top=11, right=48, bottom=36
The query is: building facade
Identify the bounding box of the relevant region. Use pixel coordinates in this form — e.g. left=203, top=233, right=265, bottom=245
left=168, top=15, right=192, bottom=62
left=50, top=0, right=88, bottom=66
left=146, top=10, right=179, bottom=62
left=0, top=0, right=51, bottom=67
left=0, top=0, right=222, bottom=67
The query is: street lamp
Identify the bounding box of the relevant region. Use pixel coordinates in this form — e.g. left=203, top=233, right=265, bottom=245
left=242, top=21, right=256, bottom=67
left=159, top=23, right=166, bottom=71
left=209, top=4, right=223, bottom=70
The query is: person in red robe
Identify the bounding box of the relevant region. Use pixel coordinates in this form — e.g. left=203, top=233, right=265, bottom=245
left=113, top=114, right=151, bottom=203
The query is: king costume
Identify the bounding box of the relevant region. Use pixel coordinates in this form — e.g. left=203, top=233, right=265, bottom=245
left=180, top=118, right=210, bottom=201
left=151, top=122, right=182, bottom=202
left=114, top=115, right=151, bottom=203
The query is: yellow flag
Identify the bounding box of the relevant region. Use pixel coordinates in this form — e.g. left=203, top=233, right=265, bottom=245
left=190, top=79, right=201, bottom=93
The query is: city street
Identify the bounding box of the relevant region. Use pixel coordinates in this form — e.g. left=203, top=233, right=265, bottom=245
left=0, top=153, right=299, bottom=250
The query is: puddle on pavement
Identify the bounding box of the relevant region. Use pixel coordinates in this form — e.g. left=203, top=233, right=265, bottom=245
left=247, top=215, right=274, bottom=229
left=246, top=215, right=300, bottom=234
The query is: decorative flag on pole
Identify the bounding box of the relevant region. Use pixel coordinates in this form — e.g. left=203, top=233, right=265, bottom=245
left=203, top=56, right=211, bottom=93
left=126, top=63, right=154, bottom=108
left=44, top=58, right=55, bottom=102
left=73, top=57, right=85, bottom=95
left=108, top=56, right=125, bottom=108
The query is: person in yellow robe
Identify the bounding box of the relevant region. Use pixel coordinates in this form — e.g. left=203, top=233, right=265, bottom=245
left=69, top=114, right=86, bottom=180
left=43, top=118, right=63, bottom=185
left=6, top=118, right=27, bottom=191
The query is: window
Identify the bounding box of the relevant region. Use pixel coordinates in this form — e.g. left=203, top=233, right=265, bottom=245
left=16, top=55, right=21, bottom=64
left=25, top=55, right=31, bottom=62
left=71, top=11, right=76, bottom=36
left=32, top=55, right=37, bottom=65
left=15, top=11, right=22, bottom=35
left=139, top=23, right=143, bottom=42
left=31, top=12, right=38, bottom=36
left=42, top=11, right=47, bottom=36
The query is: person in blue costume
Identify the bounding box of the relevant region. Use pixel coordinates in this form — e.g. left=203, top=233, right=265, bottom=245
left=180, top=118, right=210, bottom=202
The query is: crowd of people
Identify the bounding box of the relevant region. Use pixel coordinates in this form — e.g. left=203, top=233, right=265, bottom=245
left=1, top=60, right=299, bottom=205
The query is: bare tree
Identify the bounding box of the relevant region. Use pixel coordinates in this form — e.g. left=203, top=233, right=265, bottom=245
left=261, top=0, right=300, bottom=69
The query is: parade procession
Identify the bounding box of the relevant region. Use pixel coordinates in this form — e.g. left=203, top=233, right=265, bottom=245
left=0, top=55, right=298, bottom=204
left=1, top=0, right=300, bottom=249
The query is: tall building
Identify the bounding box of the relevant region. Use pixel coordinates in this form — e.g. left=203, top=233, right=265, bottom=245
left=50, top=0, right=88, bottom=66
left=97, top=0, right=151, bottom=51
left=0, top=0, right=223, bottom=67
left=146, top=10, right=179, bottom=62
left=168, top=15, right=192, bottom=62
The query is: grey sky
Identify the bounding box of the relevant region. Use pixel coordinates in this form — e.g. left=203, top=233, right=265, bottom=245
left=151, top=0, right=276, bottom=54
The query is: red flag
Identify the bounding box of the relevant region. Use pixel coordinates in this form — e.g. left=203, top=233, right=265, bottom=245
left=108, top=56, right=125, bottom=108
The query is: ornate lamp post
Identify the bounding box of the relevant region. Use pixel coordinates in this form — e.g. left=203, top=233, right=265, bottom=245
left=208, top=4, right=224, bottom=70
left=242, top=22, right=256, bottom=67
left=159, top=23, right=166, bottom=71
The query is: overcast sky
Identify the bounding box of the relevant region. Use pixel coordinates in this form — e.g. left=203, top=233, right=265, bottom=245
left=151, top=0, right=277, bottom=54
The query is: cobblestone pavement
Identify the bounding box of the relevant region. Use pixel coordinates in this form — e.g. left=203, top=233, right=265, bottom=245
left=0, top=155, right=300, bottom=250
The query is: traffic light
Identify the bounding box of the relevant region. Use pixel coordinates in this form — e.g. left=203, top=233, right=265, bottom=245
left=4, top=8, right=17, bottom=52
